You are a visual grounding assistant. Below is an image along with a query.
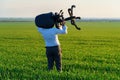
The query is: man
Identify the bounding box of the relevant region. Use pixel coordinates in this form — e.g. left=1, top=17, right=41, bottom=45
left=38, top=21, right=67, bottom=72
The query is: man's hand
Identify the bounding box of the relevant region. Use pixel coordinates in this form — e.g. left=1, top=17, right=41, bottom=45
left=56, top=21, right=66, bottom=29
left=61, top=21, right=66, bottom=26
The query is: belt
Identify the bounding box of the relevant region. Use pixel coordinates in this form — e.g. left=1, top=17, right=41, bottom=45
left=45, top=45, right=59, bottom=48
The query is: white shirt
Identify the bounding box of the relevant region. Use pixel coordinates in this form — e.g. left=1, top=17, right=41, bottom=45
left=38, top=25, right=67, bottom=47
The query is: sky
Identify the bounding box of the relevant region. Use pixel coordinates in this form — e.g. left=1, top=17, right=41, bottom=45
left=0, top=0, right=120, bottom=18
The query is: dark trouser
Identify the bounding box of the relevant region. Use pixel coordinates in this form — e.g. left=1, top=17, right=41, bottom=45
left=46, top=46, right=62, bottom=71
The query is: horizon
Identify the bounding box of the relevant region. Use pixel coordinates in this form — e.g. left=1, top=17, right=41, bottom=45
left=1, top=0, right=120, bottom=18
left=1, top=17, right=120, bottom=22
left=1, top=17, right=120, bottom=19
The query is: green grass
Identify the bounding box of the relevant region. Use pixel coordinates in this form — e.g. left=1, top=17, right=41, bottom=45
left=0, top=21, right=120, bottom=80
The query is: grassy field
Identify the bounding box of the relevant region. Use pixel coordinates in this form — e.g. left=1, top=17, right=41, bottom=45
left=0, top=21, right=120, bottom=80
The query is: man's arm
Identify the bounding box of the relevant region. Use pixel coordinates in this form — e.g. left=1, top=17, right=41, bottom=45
left=55, top=21, right=68, bottom=34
